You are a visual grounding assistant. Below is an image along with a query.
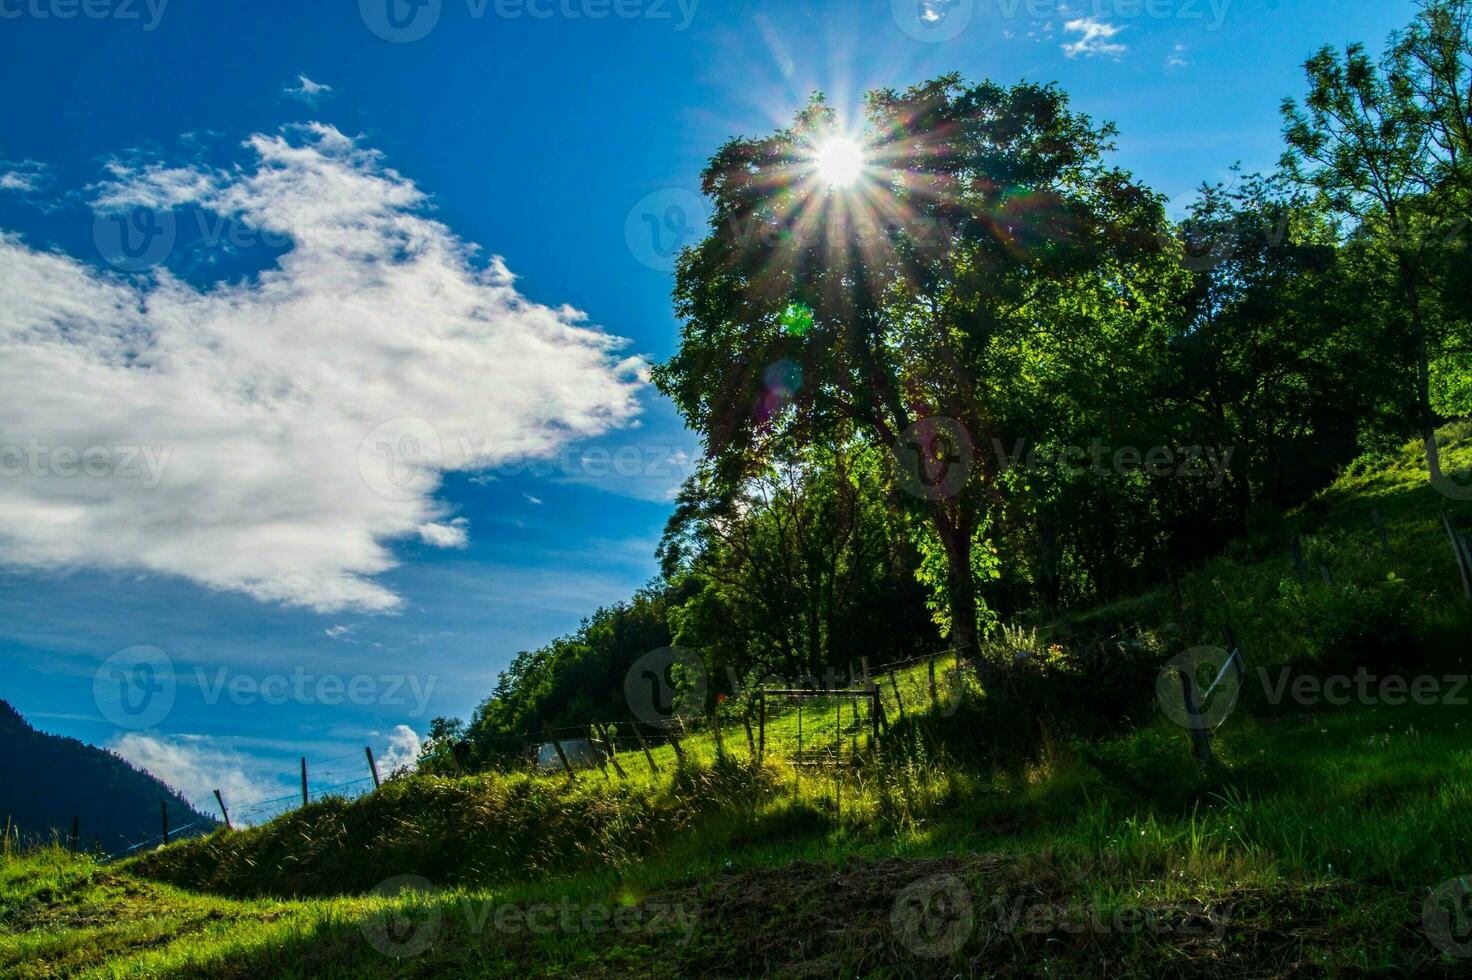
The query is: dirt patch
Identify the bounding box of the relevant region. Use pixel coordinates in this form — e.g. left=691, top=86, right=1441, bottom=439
left=633, top=854, right=1435, bottom=978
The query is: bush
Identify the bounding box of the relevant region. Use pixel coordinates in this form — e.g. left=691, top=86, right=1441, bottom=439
left=1268, top=573, right=1419, bottom=673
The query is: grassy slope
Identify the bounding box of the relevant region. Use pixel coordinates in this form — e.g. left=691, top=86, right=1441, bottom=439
left=5, top=425, right=1472, bottom=978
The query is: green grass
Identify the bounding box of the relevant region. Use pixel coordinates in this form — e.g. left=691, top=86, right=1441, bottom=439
left=8, top=701, right=1472, bottom=976
left=7, top=425, right=1472, bottom=977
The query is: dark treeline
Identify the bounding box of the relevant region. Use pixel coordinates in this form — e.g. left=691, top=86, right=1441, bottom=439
left=440, top=1, right=1471, bottom=765
left=0, top=700, right=214, bottom=852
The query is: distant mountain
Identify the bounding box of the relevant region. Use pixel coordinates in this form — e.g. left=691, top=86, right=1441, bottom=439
left=0, top=700, right=214, bottom=855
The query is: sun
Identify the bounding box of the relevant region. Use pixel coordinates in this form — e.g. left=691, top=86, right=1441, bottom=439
left=813, top=136, right=866, bottom=187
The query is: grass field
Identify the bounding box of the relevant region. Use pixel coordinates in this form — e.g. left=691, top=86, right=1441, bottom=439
left=6, top=425, right=1472, bottom=977
left=6, top=698, right=1472, bottom=977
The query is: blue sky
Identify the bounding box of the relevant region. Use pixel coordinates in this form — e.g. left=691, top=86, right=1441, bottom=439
left=0, top=0, right=1419, bottom=819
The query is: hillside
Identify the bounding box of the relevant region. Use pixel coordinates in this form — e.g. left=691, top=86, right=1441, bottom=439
left=0, top=701, right=214, bottom=855
left=4, top=426, right=1472, bottom=976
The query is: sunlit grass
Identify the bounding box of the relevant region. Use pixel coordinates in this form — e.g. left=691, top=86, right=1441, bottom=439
left=9, top=427, right=1472, bottom=976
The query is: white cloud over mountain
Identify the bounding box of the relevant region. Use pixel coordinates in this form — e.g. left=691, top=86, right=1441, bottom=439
left=0, top=124, right=644, bottom=613
left=110, top=731, right=267, bottom=819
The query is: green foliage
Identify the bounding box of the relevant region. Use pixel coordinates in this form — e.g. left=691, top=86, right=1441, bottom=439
left=661, top=444, right=935, bottom=685
left=655, top=73, right=1176, bottom=649
left=462, top=581, right=679, bottom=758
left=1269, top=573, right=1419, bottom=671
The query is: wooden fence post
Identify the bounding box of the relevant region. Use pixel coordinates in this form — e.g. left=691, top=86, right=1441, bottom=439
left=796, top=699, right=804, bottom=768
left=161, top=802, right=169, bottom=846
left=1461, top=531, right=1472, bottom=592
left=668, top=722, right=686, bottom=765
left=869, top=688, right=880, bottom=749
left=586, top=726, right=611, bottom=779
left=833, top=699, right=841, bottom=760
left=1444, top=512, right=1472, bottom=601
left=741, top=711, right=756, bottom=759
left=1178, top=668, right=1213, bottom=771
left=630, top=720, right=659, bottom=774
left=213, top=789, right=232, bottom=830
left=543, top=725, right=576, bottom=780
left=757, top=692, right=766, bottom=764
left=889, top=671, right=906, bottom=720
left=300, top=757, right=308, bottom=807
left=928, top=655, right=939, bottom=709
left=365, top=746, right=381, bottom=789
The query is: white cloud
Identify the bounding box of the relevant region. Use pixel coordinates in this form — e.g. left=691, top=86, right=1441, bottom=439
left=283, top=74, right=333, bottom=104
left=522, top=492, right=543, bottom=505
left=417, top=517, right=469, bottom=548
left=1166, top=43, right=1190, bottom=71
left=377, top=724, right=421, bottom=774
left=0, top=124, right=644, bottom=613
left=323, top=623, right=356, bottom=639
left=1062, top=17, right=1127, bottom=59
left=109, top=731, right=270, bottom=818
left=917, top=0, right=956, bottom=24
left=0, top=160, right=49, bottom=195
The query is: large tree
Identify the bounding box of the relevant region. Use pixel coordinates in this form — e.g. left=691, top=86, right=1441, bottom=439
left=1282, top=0, right=1472, bottom=494
left=653, top=75, right=1171, bottom=655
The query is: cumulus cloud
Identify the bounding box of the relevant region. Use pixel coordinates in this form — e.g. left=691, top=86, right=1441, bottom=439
left=110, top=731, right=269, bottom=818
left=417, top=517, right=469, bottom=548
left=1062, top=17, right=1127, bottom=59
left=283, top=74, right=333, bottom=104
left=1166, top=44, right=1190, bottom=72
left=0, top=124, right=644, bottom=612
left=377, top=724, right=422, bottom=774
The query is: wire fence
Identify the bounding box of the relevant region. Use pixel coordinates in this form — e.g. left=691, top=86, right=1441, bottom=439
left=464, top=647, right=971, bottom=783
left=61, top=649, right=970, bottom=864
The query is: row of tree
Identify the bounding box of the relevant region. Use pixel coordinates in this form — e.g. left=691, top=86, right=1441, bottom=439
left=437, top=0, right=1470, bottom=763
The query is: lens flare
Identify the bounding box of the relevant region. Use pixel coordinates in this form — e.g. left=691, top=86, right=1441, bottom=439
left=813, top=136, right=866, bottom=187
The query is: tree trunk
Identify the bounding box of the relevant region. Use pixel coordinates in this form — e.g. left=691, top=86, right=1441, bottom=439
left=1401, top=256, right=1454, bottom=493
left=935, top=506, right=979, bottom=661
left=1037, top=509, right=1061, bottom=611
